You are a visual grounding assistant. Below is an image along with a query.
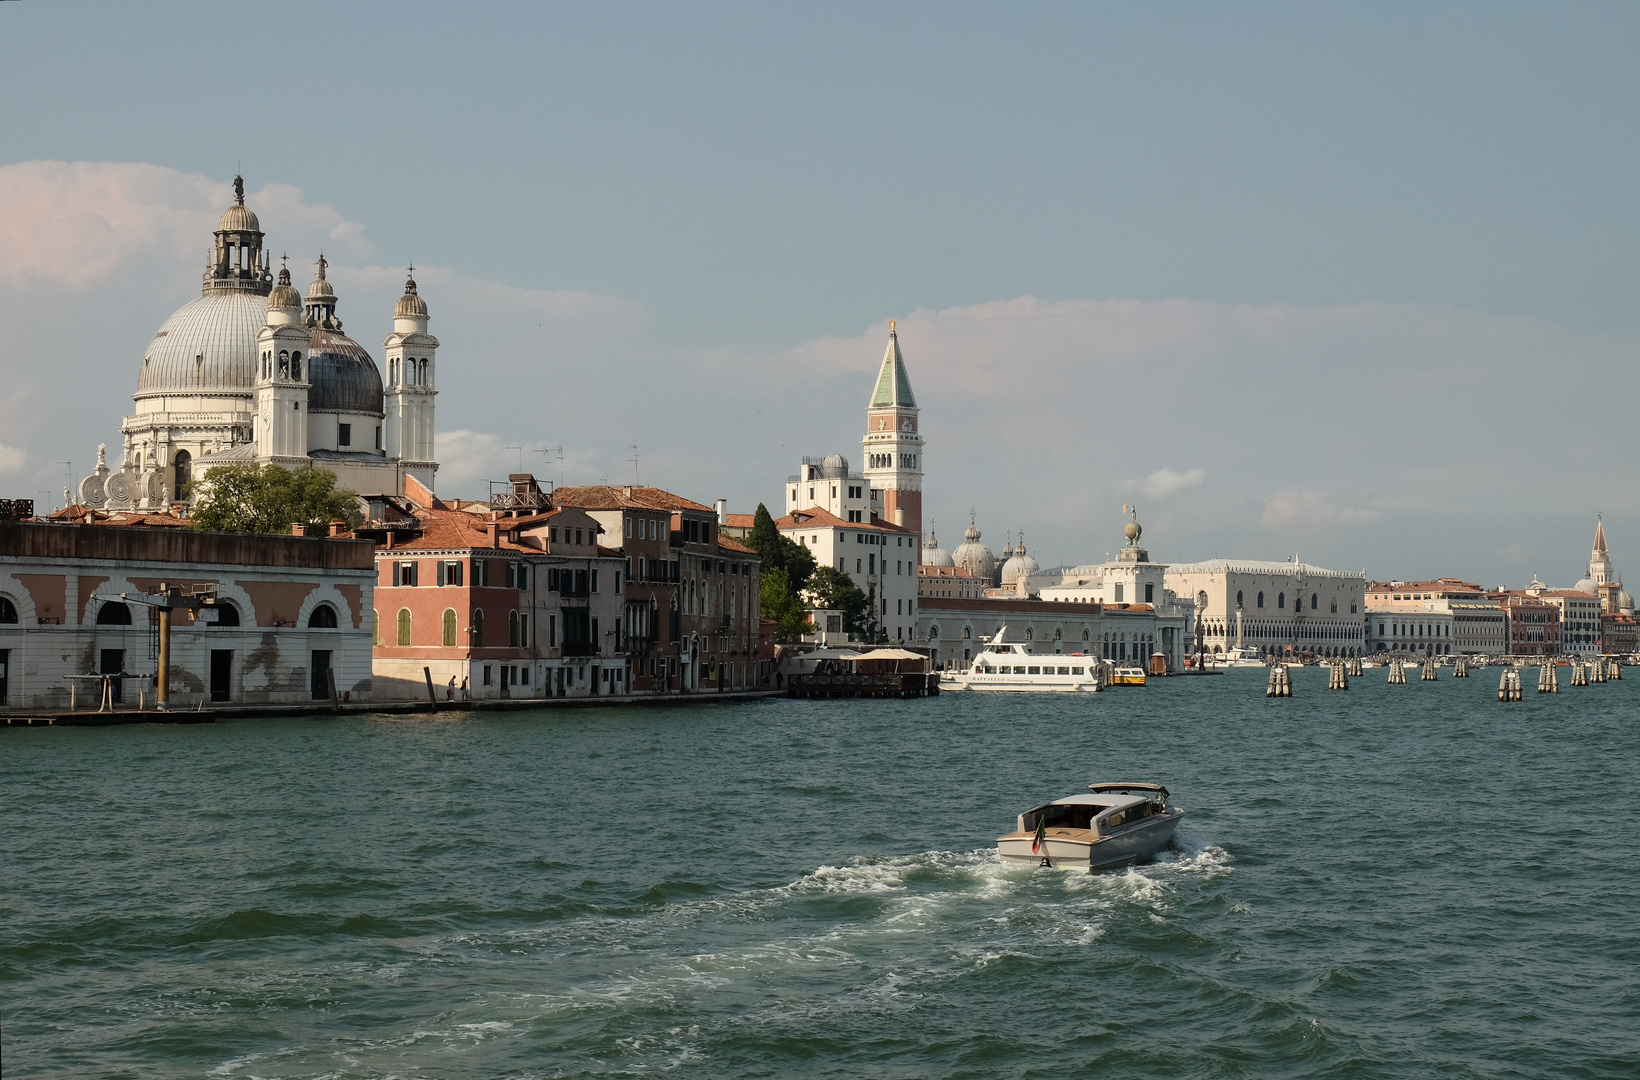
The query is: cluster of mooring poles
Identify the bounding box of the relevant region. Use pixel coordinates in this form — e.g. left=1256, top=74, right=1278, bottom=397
left=1266, top=664, right=1293, bottom=697
left=1421, top=659, right=1438, bottom=681
left=1571, top=661, right=1589, bottom=687
left=1387, top=659, right=1407, bottom=685
left=1537, top=662, right=1560, bottom=694
left=1348, top=656, right=1364, bottom=677
left=1499, top=667, right=1523, bottom=701
left=1454, top=656, right=1469, bottom=677
left=1328, top=660, right=1349, bottom=690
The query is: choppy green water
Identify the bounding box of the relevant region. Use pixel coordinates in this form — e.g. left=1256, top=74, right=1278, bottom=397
left=3, top=669, right=1638, bottom=1078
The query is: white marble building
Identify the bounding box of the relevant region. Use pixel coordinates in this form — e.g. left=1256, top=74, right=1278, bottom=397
left=79, top=177, right=439, bottom=511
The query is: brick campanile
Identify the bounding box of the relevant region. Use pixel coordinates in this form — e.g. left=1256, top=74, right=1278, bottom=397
left=860, top=320, right=923, bottom=537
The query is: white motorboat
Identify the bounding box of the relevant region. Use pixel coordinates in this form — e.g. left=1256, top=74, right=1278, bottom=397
left=997, top=783, right=1184, bottom=871
left=941, top=627, right=1111, bottom=692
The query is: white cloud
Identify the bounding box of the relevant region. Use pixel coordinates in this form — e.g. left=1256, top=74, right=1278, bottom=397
left=0, top=443, right=23, bottom=474
left=1259, top=489, right=1381, bottom=535
left=0, top=161, right=374, bottom=290
left=1131, top=467, right=1206, bottom=500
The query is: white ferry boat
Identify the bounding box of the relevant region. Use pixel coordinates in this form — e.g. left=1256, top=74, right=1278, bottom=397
left=941, top=628, right=1111, bottom=692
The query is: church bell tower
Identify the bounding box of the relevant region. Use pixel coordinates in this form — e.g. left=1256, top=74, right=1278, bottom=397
left=382, top=272, right=439, bottom=482
left=861, top=320, right=923, bottom=534
left=254, top=261, right=311, bottom=462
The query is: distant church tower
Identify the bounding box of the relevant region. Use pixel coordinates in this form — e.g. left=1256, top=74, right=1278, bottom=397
left=861, top=320, right=923, bottom=533
left=382, top=271, right=439, bottom=468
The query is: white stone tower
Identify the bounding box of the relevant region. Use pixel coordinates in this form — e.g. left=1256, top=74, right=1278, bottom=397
left=860, top=320, right=923, bottom=534
left=382, top=271, right=439, bottom=468
left=254, top=262, right=311, bottom=461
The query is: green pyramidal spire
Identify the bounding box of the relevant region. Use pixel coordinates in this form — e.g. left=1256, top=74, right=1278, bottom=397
left=870, top=320, right=917, bottom=408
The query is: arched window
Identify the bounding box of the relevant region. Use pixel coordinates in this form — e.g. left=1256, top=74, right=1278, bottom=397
left=397, top=608, right=411, bottom=646
left=173, top=450, right=192, bottom=496
left=927, top=623, right=940, bottom=642
left=1083, top=629, right=1090, bottom=640
left=308, top=603, right=338, bottom=629
left=1312, top=593, right=1318, bottom=611
left=471, top=608, right=485, bottom=647
left=96, top=601, right=133, bottom=625
left=1257, top=592, right=1264, bottom=609
left=1054, top=627, right=1062, bottom=640
left=509, top=610, right=520, bottom=648
left=1278, top=592, right=1286, bottom=609
left=291, top=352, right=302, bottom=380
left=962, top=625, right=972, bottom=639
left=1025, top=627, right=1034, bottom=640
left=211, top=601, right=240, bottom=627
left=1331, top=599, right=1338, bottom=613
left=443, top=609, right=458, bottom=647
left=1236, top=590, right=1244, bottom=609
left=0, top=595, right=17, bottom=623
left=419, top=359, right=429, bottom=385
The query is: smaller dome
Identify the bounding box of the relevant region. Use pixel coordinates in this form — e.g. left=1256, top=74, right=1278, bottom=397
left=1573, top=575, right=1599, bottom=594
left=218, top=203, right=261, bottom=233
left=395, top=277, right=428, bottom=319
left=952, top=514, right=996, bottom=580
left=923, top=524, right=954, bottom=568
left=307, top=271, right=335, bottom=302
left=999, top=538, right=1040, bottom=587
left=1618, top=590, right=1634, bottom=613
left=821, top=453, right=849, bottom=477
left=268, top=265, right=301, bottom=311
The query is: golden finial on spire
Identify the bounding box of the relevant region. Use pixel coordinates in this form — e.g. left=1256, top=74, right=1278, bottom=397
left=890, top=319, right=896, bottom=332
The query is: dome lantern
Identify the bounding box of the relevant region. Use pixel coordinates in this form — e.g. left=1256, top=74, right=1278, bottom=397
left=203, top=175, right=272, bottom=297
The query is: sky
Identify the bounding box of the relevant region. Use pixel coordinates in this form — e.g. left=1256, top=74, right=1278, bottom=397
left=3, top=2, right=1639, bottom=588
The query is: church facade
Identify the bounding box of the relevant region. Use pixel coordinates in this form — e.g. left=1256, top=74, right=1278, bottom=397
left=78, top=177, right=439, bottom=511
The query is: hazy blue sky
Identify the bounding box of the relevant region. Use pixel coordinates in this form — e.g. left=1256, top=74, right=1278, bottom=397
left=3, top=3, right=1638, bottom=587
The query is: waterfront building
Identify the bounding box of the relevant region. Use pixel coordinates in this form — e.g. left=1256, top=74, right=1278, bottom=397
left=1365, top=579, right=1503, bottom=656
left=79, top=177, right=440, bottom=512
left=777, top=507, right=918, bottom=642
left=1599, top=611, right=1638, bottom=655
left=1162, top=557, right=1367, bottom=658
left=1493, top=589, right=1561, bottom=657
left=1531, top=590, right=1603, bottom=656
left=0, top=518, right=374, bottom=711
left=365, top=475, right=627, bottom=701
left=920, top=514, right=1193, bottom=670
left=555, top=485, right=765, bottom=693
left=919, top=564, right=984, bottom=600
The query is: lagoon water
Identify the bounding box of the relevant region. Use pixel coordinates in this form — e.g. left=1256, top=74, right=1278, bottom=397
left=3, top=669, right=1638, bottom=1078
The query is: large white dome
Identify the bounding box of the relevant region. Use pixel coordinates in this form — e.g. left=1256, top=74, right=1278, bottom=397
left=952, top=517, right=995, bottom=580
left=135, top=293, right=268, bottom=400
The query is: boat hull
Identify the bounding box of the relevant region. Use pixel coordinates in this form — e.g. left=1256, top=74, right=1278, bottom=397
left=997, top=810, right=1183, bottom=871
left=944, top=675, right=1100, bottom=693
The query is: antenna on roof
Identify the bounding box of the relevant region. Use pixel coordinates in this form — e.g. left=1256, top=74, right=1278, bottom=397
left=506, top=445, right=522, bottom=472
left=628, top=445, right=640, bottom=486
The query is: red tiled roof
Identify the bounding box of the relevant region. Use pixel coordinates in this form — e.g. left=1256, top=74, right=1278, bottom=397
left=554, top=485, right=713, bottom=513
left=778, top=506, right=915, bottom=534
left=723, top=514, right=757, bottom=529
left=717, top=535, right=756, bottom=555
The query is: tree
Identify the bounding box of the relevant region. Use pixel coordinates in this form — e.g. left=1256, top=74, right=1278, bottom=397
left=806, top=565, right=875, bottom=640
left=190, top=463, right=363, bottom=534
left=759, top=568, right=815, bottom=643
left=745, top=502, right=816, bottom=594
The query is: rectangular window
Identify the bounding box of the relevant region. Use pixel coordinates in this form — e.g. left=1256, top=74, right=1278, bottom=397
left=520, top=614, right=529, bottom=647
left=591, top=617, right=599, bottom=652
left=375, top=425, right=382, bottom=450
left=550, top=613, right=557, bottom=647
left=395, top=561, right=418, bottom=587
left=615, top=570, right=622, bottom=591
left=592, top=569, right=599, bottom=593
left=338, top=423, right=351, bottom=447
left=506, top=562, right=516, bottom=589
left=550, top=527, right=558, bottom=543
left=625, top=519, right=633, bottom=538
left=483, top=664, right=493, bottom=686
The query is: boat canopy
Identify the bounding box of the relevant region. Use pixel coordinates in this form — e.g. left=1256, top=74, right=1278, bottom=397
left=1088, top=782, right=1171, bottom=801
